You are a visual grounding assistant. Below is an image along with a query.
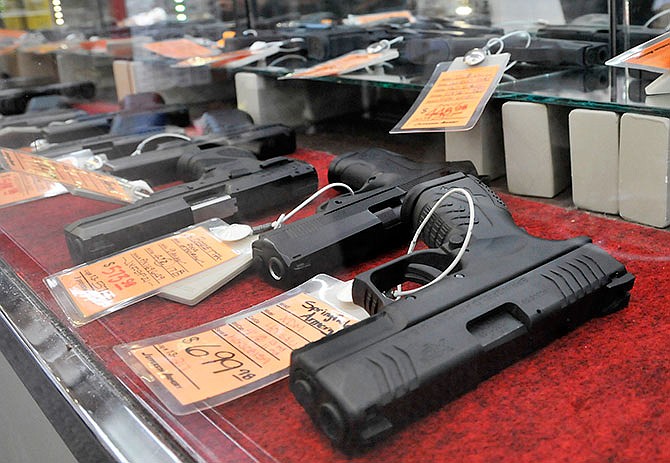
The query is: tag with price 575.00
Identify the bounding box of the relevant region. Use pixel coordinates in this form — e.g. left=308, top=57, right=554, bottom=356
left=45, top=219, right=239, bottom=326
left=115, top=276, right=367, bottom=415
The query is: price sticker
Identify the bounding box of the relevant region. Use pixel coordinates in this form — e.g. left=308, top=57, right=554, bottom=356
left=283, top=51, right=393, bottom=79
left=22, top=42, right=68, bottom=54
left=120, top=291, right=359, bottom=412
left=344, top=10, right=415, bottom=26
left=143, top=38, right=219, bottom=60
left=391, top=54, right=509, bottom=133
left=173, top=48, right=253, bottom=68
left=606, top=30, right=670, bottom=73
left=0, top=148, right=138, bottom=203
left=46, top=223, right=238, bottom=325
left=0, top=171, right=66, bottom=208
left=0, top=29, right=26, bottom=39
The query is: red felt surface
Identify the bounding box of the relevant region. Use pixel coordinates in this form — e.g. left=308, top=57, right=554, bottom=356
left=1, top=148, right=669, bottom=463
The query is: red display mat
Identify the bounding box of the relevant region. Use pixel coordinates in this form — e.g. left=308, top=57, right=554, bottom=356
left=1, top=148, right=669, bottom=462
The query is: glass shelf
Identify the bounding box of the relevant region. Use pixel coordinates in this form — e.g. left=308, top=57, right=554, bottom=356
left=495, top=66, right=670, bottom=117
left=246, top=62, right=670, bottom=118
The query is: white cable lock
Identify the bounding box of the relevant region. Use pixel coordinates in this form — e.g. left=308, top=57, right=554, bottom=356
left=271, top=182, right=355, bottom=229
left=464, top=30, right=532, bottom=71
left=392, top=187, right=475, bottom=298
left=130, top=133, right=191, bottom=156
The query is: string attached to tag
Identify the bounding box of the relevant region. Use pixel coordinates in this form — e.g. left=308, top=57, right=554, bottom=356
left=392, top=187, right=475, bottom=298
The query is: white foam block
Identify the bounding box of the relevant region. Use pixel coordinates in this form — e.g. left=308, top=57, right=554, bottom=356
left=502, top=101, right=571, bottom=198
left=445, top=102, right=505, bottom=179
left=569, top=109, right=620, bottom=214
left=235, top=72, right=362, bottom=127
left=619, top=113, right=670, bottom=228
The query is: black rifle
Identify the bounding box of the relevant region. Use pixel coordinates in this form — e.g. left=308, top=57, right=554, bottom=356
left=64, top=151, right=318, bottom=264
left=251, top=148, right=476, bottom=287
left=289, top=172, right=634, bottom=451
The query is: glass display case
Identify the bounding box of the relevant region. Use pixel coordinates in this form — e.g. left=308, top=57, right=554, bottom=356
left=0, top=2, right=669, bottom=463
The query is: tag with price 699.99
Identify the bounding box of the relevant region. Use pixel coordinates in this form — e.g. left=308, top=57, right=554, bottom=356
left=115, top=275, right=368, bottom=415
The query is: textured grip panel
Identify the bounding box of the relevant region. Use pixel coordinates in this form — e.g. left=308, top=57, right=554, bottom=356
left=365, top=345, right=420, bottom=401
left=541, top=253, right=608, bottom=306
left=416, top=200, right=475, bottom=248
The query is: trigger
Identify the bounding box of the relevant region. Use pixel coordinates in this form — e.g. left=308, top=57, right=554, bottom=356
left=405, top=263, right=442, bottom=285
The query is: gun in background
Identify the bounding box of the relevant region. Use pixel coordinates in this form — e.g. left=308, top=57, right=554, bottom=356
left=536, top=23, right=666, bottom=50
left=251, top=148, right=476, bottom=288
left=218, top=24, right=393, bottom=61
left=0, top=91, right=191, bottom=148
left=0, top=81, right=96, bottom=115
left=195, top=108, right=297, bottom=159
left=33, top=108, right=253, bottom=161
left=34, top=129, right=175, bottom=160
left=0, top=94, right=81, bottom=126
left=400, top=35, right=609, bottom=69
left=0, top=76, right=56, bottom=90
left=64, top=150, right=318, bottom=264
left=101, top=111, right=296, bottom=184
left=289, top=172, right=635, bottom=451
left=290, top=25, right=392, bottom=61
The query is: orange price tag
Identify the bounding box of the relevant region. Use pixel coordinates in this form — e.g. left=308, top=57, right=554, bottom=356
left=397, top=64, right=503, bottom=132
left=0, top=148, right=136, bottom=203
left=347, top=10, right=415, bottom=25
left=289, top=52, right=384, bottom=78
left=22, top=42, right=69, bottom=54
left=51, top=226, right=237, bottom=321
left=0, top=44, right=19, bottom=55
left=174, top=48, right=252, bottom=68
left=0, top=171, right=64, bottom=207
left=128, top=293, right=357, bottom=407
left=143, top=38, right=219, bottom=60
left=0, top=29, right=26, bottom=39
left=621, top=37, right=670, bottom=71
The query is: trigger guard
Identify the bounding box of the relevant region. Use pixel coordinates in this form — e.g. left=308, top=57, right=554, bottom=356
left=404, top=263, right=443, bottom=285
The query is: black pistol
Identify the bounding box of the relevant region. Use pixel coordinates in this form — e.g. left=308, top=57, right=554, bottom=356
left=251, top=148, right=476, bottom=287
left=64, top=150, right=318, bottom=264
left=289, top=172, right=635, bottom=451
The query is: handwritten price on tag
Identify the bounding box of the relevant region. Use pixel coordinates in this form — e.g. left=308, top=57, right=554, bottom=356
left=102, top=262, right=137, bottom=291
left=51, top=226, right=237, bottom=320
left=420, top=103, right=470, bottom=119
left=128, top=293, right=358, bottom=407
left=181, top=337, right=256, bottom=381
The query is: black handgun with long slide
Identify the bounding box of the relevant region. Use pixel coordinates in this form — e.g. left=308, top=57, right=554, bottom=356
left=289, top=172, right=635, bottom=451
left=64, top=149, right=318, bottom=264
left=102, top=125, right=296, bottom=185
left=251, top=148, right=475, bottom=287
